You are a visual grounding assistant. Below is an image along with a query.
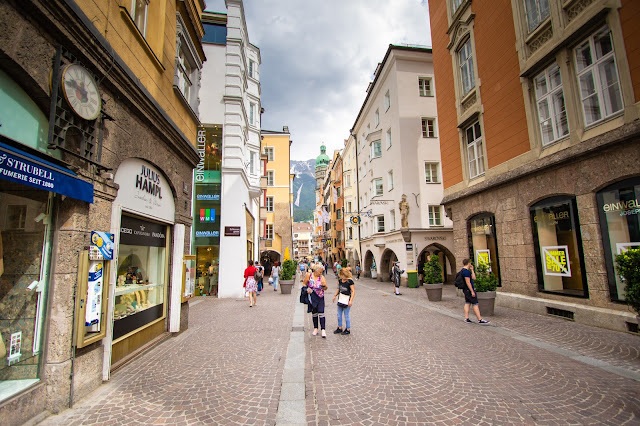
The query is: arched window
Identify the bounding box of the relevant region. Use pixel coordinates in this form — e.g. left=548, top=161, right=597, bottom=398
left=467, top=213, right=501, bottom=285
left=596, top=177, right=640, bottom=302
left=530, top=196, right=587, bottom=297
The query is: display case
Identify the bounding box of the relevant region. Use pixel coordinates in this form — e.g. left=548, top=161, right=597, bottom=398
left=114, top=217, right=168, bottom=340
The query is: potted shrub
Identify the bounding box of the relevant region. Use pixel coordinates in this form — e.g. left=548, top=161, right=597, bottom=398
left=474, top=262, right=498, bottom=316
left=280, top=259, right=296, bottom=294
left=615, top=248, right=640, bottom=321
left=423, top=255, right=443, bottom=301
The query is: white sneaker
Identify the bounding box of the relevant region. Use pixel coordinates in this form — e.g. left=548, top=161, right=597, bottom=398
left=321, top=330, right=327, bottom=338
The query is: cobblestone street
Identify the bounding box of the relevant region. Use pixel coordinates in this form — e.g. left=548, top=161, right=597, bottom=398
left=39, top=274, right=640, bottom=425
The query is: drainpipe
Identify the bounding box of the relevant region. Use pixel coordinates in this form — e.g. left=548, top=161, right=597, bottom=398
left=351, top=132, right=362, bottom=266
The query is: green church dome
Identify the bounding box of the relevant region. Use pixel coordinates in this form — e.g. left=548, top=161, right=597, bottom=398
left=315, top=145, right=330, bottom=169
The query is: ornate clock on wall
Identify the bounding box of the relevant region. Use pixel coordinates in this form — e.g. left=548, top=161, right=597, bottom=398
left=60, top=63, right=102, bottom=121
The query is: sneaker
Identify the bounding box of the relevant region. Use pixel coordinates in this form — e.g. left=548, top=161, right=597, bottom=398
left=478, top=319, right=490, bottom=325
left=464, top=318, right=473, bottom=324
left=321, top=330, right=327, bottom=338
left=333, top=327, right=343, bottom=334
left=312, top=329, right=318, bottom=336
left=341, top=329, right=350, bottom=335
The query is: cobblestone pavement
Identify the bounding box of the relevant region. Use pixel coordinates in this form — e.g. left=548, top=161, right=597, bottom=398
left=307, top=275, right=640, bottom=425
left=38, top=275, right=640, bottom=425
left=40, top=286, right=296, bottom=426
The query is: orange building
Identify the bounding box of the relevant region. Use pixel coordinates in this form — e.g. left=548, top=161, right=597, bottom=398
left=430, top=0, right=640, bottom=331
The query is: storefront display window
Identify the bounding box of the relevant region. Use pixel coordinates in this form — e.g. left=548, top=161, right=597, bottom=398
left=530, top=196, right=588, bottom=297
left=114, top=215, right=168, bottom=340
left=467, top=213, right=501, bottom=284
left=597, top=178, right=640, bottom=302
left=195, top=247, right=219, bottom=296
left=0, top=180, right=50, bottom=398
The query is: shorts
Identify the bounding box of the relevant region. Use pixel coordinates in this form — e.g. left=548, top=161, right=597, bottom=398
left=463, top=287, right=478, bottom=305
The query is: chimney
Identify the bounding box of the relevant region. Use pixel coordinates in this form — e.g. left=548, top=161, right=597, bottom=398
left=283, top=126, right=289, bottom=133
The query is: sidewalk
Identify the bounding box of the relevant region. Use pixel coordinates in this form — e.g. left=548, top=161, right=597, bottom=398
left=35, top=274, right=640, bottom=425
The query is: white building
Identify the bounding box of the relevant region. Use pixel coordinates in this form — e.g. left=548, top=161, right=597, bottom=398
left=292, top=222, right=313, bottom=261
left=342, top=136, right=359, bottom=267
left=352, top=44, right=454, bottom=284
left=199, top=0, right=261, bottom=298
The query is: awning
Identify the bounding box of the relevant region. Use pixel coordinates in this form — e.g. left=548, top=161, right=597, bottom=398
left=0, top=141, right=94, bottom=203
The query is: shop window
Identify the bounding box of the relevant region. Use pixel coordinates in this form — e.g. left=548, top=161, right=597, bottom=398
left=596, top=177, right=640, bottom=302
left=0, top=181, right=50, bottom=400
left=115, top=215, right=168, bottom=340
left=530, top=197, right=588, bottom=297
left=195, top=246, right=219, bottom=297
left=467, top=213, right=501, bottom=285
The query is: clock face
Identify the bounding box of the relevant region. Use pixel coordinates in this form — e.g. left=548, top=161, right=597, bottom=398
left=61, top=64, right=101, bottom=120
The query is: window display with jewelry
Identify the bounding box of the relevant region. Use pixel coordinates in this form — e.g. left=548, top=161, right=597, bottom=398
left=114, top=215, right=168, bottom=340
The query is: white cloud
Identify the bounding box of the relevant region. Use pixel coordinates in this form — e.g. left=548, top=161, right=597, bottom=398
left=206, top=0, right=431, bottom=161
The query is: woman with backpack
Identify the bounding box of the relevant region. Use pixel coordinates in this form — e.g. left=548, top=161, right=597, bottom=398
left=243, top=260, right=258, bottom=307
left=304, top=263, right=328, bottom=338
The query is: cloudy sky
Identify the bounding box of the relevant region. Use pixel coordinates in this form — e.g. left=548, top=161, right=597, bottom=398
left=204, top=0, right=432, bottom=161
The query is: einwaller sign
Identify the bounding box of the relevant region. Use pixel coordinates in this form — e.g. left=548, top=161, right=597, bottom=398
left=114, top=158, right=175, bottom=223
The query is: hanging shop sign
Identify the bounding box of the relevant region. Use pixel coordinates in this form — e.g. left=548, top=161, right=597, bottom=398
left=350, top=215, right=361, bottom=225
left=542, top=245, right=571, bottom=277
left=114, top=158, right=174, bottom=223
left=0, top=140, right=94, bottom=203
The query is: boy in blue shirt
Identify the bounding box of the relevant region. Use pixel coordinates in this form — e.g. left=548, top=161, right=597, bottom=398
left=461, top=258, right=490, bottom=324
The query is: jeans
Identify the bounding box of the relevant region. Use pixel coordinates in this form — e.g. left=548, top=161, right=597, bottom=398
left=337, top=305, right=351, bottom=329
left=272, top=276, right=279, bottom=290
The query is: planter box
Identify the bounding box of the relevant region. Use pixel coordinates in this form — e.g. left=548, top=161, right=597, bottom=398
left=280, top=279, right=295, bottom=294
left=477, top=291, right=496, bottom=316
left=425, top=283, right=443, bottom=301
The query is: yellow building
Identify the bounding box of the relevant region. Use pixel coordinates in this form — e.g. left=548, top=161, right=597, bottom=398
left=260, top=127, right=293, bottom=267
left=75, top=0, right=206, bottom=142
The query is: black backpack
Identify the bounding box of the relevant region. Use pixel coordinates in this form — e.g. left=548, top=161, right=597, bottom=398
left=454, top=269, right=466, bottom=289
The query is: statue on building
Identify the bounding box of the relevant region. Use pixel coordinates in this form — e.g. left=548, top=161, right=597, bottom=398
left=399, top=194, right=409, bottom=228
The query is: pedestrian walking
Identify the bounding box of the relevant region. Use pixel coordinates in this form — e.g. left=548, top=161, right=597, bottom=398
left=461, top=258, right=490, bottom=325
left=299, top=261, right=307, bottom=280
left=392, top=261, right=404, bottom=295
left=336, top=261, right=342, bottom=278
left=324, top=261, right=329, bottom=275
left=355, top=263, right=361, bottom=280
left=304, top=263, right=328, bottom=338
left=332, top=266, right=355, bottom=335
left=244, top=260, right=258, bottom=307
left=255, top=261, right=264, bottom=294
left=271, top=262, right=280, bottom=291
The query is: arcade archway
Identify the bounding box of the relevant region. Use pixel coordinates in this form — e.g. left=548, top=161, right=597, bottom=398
left=380, top=248, right=398, bottom=282
left=260, top=249, right=281, bottom=276
left=364, top=250, right=376, bottom=278
left=417, top=243, right=455, bottom=283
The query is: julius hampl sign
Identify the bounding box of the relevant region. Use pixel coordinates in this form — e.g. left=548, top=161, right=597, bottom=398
left=114, top=158, right=175, bottom=223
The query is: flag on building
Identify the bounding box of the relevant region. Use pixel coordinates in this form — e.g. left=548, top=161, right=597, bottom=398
left=332, top=186, right=337, bottom=203
left=322, top=207, right=330, bottom=224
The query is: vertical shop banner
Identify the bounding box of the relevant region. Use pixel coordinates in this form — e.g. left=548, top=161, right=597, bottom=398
left=542, top=245, right=571, bottom=277
left=86, top=260, right=104, bottom=329
left=195, top=125, right=222, bottom=182
left=476, top=249, right=491, bottom=271
left=194, top=183, right=221, bottom=245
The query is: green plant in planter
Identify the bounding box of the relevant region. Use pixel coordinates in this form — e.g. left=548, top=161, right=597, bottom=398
left=474, top=262, right=498, bottom=292
left=281, top=259, right=296, bottom=281
left=615, top=248, right=640, bottom=315
left=423, top=255, right=443, bottom=284
left=341, top=258, right=348, bottom=268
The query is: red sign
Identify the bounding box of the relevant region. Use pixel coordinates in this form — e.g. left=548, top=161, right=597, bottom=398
left=224, top=226, right=241, bottom=237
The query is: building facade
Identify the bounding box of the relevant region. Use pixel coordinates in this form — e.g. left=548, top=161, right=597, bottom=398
left=199, top=0, right=261, bottom=299
left=293, top=222, right=313, bottom=261
left=329, top=151, right=345, bottom=263
left=343, top=136, right=360, bottom=267
left=0, top=0, right=204, bottom=422
left=260, top=128, right=293, bottom=268
left=313, top=145, right=330, bottom=261
left=430, top=0, right=640, bottom=331
left=352, top=45, right=454, bottom=284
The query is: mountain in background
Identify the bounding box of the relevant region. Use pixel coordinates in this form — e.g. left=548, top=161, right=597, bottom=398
left=291, top=159, right=317, bottom=222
